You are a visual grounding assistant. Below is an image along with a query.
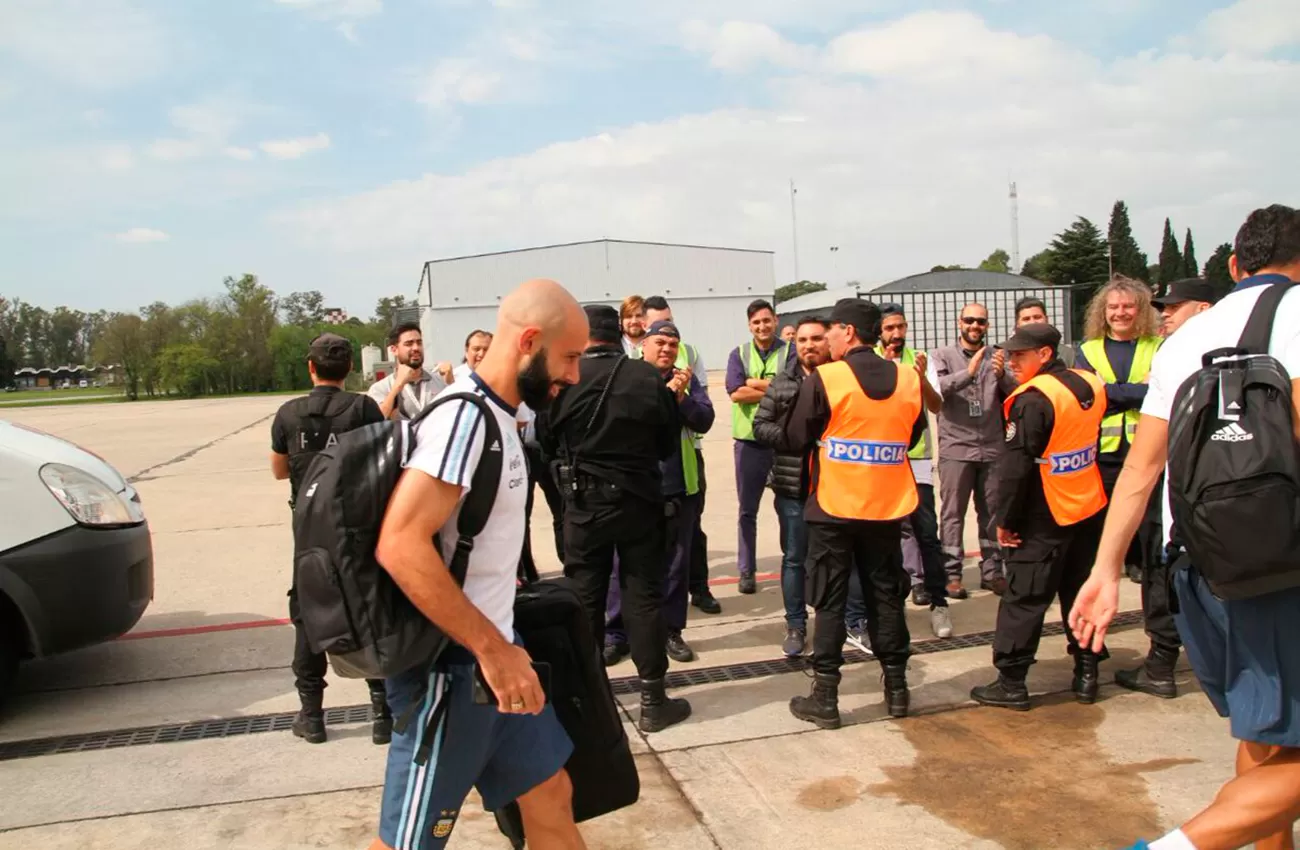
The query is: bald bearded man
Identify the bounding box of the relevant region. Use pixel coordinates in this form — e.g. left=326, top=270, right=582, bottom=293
left=373, top=279, right=590, bottom=850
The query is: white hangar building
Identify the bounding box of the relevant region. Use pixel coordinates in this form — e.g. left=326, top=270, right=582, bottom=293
left=414, top=239, right=777, bottom=373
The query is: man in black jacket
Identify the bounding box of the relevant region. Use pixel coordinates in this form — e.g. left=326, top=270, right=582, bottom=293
left=541, top=305, right=691, bottom=733
left=753, top=316, right=831, bottom=657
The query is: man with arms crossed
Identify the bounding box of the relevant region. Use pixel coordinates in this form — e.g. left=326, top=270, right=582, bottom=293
left=372, top=279, right=590, bottom=850
left=1072, top=205, right=1300, bottom=850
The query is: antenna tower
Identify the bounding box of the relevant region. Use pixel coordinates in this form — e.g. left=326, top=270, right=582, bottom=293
left=1009, top=180, right=1020, bottom=273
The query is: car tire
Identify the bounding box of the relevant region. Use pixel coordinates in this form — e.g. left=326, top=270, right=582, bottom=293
left=0, top=632, right=17, bottom=707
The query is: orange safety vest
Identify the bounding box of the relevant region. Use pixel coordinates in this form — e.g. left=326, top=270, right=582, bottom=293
left=814, top=359, right=921, bottom=521
left=1002, top=370, right=1109, bottom=527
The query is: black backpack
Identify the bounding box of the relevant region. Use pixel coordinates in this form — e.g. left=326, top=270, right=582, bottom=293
left=291, top=391, right=503, bottom=679
left=285, top=391, right=371, bottom=503
left=1167, top=281, right=1300, bottom=599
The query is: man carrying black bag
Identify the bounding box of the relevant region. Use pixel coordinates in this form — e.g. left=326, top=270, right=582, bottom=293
left=371, top=279, right=591, bottom=850
left=270, top=333, right=389, bottom=745
left=543, top=304, right=692, bottom=733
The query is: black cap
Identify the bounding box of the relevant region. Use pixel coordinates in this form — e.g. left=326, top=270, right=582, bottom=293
left=1000, top=323, right=1062, bottom=352
left=879, top=302, right=905, bottom=319
left=828, top=298, right=882, bottom=340
left=584, top=304, right=621, bottom=338
left=645, top=320, right=680, bottom=339
left=1153, top=277, right=1222, bottom=309
left=308, top=332, right=353, bottom=366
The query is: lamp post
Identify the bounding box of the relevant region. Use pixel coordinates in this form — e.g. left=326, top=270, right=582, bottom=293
left=830, top=246, right=839, bottom=284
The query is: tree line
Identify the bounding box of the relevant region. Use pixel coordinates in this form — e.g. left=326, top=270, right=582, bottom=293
left=0, top=277, right=417, bottom=400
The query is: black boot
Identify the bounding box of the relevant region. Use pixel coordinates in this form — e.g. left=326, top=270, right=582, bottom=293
left=882, top=663, right=909, bottom=719
left=790, top=673, right=841, bottom=730
left=292, top=691, right=327, bottom=744
left=1115, top=647, right=1178, bottom=699
left=639, top=678, right=692, bottom=733
left=971, top=673, right=1031, bottom=711
left=370, top=686, right=393, bottom=745
left=1073, top=651, right=1101, bottom=704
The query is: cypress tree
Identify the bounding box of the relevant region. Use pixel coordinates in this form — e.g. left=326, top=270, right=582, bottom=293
left=1182, top=228, right=1198, bottom=279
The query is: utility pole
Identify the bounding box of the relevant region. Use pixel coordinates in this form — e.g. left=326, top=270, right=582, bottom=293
left=1009, top=180, right=1021, bottom=273
left=790, top=179, right=801, bottom=285
left=829, top=246, right=839, bottom=284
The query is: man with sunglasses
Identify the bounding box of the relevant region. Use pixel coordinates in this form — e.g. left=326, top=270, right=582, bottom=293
left=931, top=304, right=1018, bottom=599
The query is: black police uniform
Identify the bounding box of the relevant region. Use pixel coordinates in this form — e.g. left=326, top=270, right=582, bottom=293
left=541, top=343, right=679, bottom=682
left=973, top=358, right=1107, bottom=709
left=271, top=386, right=385, bottom=701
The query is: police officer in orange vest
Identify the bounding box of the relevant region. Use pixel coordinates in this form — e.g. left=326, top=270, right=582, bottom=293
left=971, top=323, right=1110, bottom=711
left=785, top=299, right=924, bottom=729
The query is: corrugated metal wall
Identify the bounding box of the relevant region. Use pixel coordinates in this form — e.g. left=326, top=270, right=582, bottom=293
left=415, top=241, right=777, bottom=371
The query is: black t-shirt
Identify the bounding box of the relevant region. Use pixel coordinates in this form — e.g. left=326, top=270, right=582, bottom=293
left=272, top=386, right=384, bottom=498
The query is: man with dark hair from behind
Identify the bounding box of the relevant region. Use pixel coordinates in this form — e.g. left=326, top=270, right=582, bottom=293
left=271, top=334, right=390, bottom=745
left=726, top=297, right=794, bottom=594
left=1073, top=204, right=1300, bottom=850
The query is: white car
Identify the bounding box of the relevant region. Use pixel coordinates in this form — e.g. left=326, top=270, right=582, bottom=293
left=0, top=421, right=154, bottom=701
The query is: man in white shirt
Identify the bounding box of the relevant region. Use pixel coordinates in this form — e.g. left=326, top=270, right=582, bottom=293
left=1071, top=204, right=1300, bottom=850
left=371, top=278, right=590, bottom=850
left=453, top=329, right=493, bottom=382
left=368, top=323, right=451, bottom=420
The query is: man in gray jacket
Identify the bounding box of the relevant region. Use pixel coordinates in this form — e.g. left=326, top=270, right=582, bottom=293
left=752, top=316, right=830, bottom=658
left=931, top=303, right=1017, bottom=598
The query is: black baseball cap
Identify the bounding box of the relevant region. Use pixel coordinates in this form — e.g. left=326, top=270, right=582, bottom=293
left=308, top=332, right=353, bottom=366
left=1153, top=278, right=1222, bottom=309
left=828, top=298, right=882, bottom=339
left=1000, top=322, right=1062, bottom=352
left=645, top=320, right=681, bottom=339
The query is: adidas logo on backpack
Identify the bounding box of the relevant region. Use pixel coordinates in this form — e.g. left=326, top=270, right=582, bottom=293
left=1167, top=281, right=1300, bottom=600
left=1210, top=422, right=1254, bottom=442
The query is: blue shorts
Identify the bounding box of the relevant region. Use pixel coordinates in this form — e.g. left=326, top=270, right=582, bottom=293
left=1173, top=565, right=1300, bottom=748
left=377, top=648, right=573, bottom=850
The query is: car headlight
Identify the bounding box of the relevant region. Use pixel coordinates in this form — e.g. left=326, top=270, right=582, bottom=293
left=39, top=463, right=139, bottom=527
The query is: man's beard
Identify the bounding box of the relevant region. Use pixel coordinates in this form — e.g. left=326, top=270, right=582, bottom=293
left=517, top=348, right=555, bottom=410
left=886, top=337, right=906, bottom=352
left=962, top=329, right=985, bottom=347
left=400, top=353, right=424, bottom=369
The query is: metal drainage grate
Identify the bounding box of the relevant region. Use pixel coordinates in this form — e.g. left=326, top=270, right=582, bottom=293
left=0, top=611, right=1142, bottom=763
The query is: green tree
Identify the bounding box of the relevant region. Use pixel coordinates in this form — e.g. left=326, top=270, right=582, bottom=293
left=1047, top=217, right=1109, bottom=288
left=1020, top=250, right=1055, bottom=281
left=1106, top=200, right=1149, bottom=281
left=280, top=290, right=327, bottom=327
left=222, top=274, right=279, bottom=393
left=929, top=264, right=964, bottom=272
left=1204, top=242, right=1234, bottom=298
left=157, top=343, right=220, bottom=398
left=0, top=335, right=13, bottom=388
left=774, top=280, right=826, bottom=304
left=977, top=249, right=1011, bottom=273
left=1156, top=218, right=1182, bottom=295
left=94, top=313, right=147, bottom=400
left=1182, top=229, right=1198, bottom=279
left=373, top=295, right=414, bottom=329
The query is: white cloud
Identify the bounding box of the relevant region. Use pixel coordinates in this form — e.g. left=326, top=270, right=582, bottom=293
left=82, top=108, right=108, bottom=127
left=144, top=98, right=258, bottom=161
left=416, top=58, right=504, bottom=108
left=337, top=22, right=359, bottom=42
left=274, top=9, right=1300, bottom=293
left=99, top=145, right=135, bottom=171
left=147, top=138, right=205, bottom=161
left=114, top=227, right=169, bottom=243
left=224, top=146, right=256, bottom=161
left=0, top=0, right=168, bottom=89
left=1199, top=0, right=1300, bottom=55
left=259, top=132, right=332, bottom=160
left=276, top=0, right=381, bottom=39
left=681, top=20, right=810, bottom=72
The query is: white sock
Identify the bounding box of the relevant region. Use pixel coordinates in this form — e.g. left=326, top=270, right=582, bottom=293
left=1150, top=829, right=1197, bottom=850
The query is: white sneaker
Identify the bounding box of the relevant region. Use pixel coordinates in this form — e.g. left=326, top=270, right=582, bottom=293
left=930, top=606, right=954, bottom=639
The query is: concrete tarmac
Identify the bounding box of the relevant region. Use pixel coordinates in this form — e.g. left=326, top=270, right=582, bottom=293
left=0, top=389, right=1268, bottom=849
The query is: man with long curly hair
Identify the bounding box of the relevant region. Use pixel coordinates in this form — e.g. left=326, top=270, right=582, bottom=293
left=1076, top=278, right=1163, bottom=580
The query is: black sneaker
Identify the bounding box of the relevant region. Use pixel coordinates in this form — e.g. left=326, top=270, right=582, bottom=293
left=602, top=642, right=630, bottom=667
left=910, top=586, right=932, bottom=607
left=738, top=574, right=757, bottom=595
left=666, top=632, right=696, bottom=663
left=1115, top=665, right=1177, bottom=700
left=971, top=676, right=1031, bottom=712
left=692, top=592, right=722, bottom=614
left=782, top=627, right=807, bottom=658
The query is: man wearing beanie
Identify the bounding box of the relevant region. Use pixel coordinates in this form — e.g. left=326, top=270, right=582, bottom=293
left=784, top=298, right=922, bottom=728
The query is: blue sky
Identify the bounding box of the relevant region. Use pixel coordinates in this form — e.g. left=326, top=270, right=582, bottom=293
left=2, top=0, right=1297, bottom=319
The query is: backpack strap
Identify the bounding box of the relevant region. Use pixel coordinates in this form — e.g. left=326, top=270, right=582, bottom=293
left=1238, top=281, right=1299, bottom=355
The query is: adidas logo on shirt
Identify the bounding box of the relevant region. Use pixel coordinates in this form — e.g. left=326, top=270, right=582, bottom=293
left=1211, top=422, right=1254, bottom=442
left=489, top=439, right=501, bottom=452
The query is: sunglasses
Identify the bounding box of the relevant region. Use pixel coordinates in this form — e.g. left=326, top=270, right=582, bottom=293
left=961, top=317, right=989, bottom=326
